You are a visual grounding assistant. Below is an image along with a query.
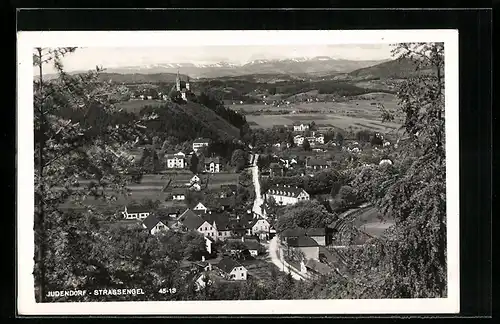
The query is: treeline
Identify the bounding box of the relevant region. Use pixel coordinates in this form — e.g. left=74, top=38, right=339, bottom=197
left=197, top=92, right=248, bottom=130
left=140, top=104, right=220, bottom=143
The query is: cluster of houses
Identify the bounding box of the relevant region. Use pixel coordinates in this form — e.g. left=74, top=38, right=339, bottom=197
left=278, top=227, right=344, bottom=279
left=293, top=132, right=325, bottom=147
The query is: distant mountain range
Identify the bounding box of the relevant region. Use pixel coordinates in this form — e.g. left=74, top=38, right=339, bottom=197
left=49, top=56, right=390, bottom=79
left=348, top=57, right=432, bottom=79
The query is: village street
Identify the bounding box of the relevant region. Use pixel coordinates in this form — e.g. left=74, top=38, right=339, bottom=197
left=267, top=237, right=304, bottom=280
left=250, top=154, right=265, bottom=218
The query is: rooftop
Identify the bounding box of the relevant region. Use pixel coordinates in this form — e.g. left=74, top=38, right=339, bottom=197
left=217, top=257, right=244, bottom=274
left=286, top=235, right=319, bottom=247
left=266, top=185, right=307, bottom=198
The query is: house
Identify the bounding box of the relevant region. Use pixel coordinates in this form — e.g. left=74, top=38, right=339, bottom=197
left=175, top=71, right=193, bottom=101
left=193, top=138, right=210, bottom=152
left=306, top=158, right=329, bottom=170
left=202, top=212, right=232, bottom=241
left=190, top=174, right=201, bottom=184
left=122, top=206, right=150, bottom=220
left=204, top=157, right=222, bottom=173
left=171, top=188, right=186, bottom=201
left=285, top=235, right=320, bottom=260
left=293, top=135, right=305, bottom=146
left=250, top=217, right=271, bottom=240
left=265, top=184, right=310, bottom=206
left=228, top=236, right=262, bottom=257
left=193, top=202, right=209, bottom=213
left=279, top=228, right=307, bottom=243
left=315, top=134, right=325, bottom=144
left=178, top=208, right=219, bottom=240
left=293, top=122, right=310, bottom=132
left=305, top=228, right=327, bottom=246
left=165, top=151, right=186, bottom=169
left=194, top=272, right=214, bottom=291
left=216, top=257, right=247, bottom=280
left=142, top=214, right=169, bottom=235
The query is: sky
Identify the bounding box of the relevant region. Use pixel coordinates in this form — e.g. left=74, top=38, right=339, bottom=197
left=37, top=44, right=393, bottom=74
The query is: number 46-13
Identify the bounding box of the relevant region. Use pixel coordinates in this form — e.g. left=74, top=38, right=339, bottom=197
left=159, top=288, right=176, bottom=294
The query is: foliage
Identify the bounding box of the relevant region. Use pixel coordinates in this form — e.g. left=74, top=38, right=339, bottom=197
left=338, top=42, right=447, bottom=298
left=230, top=149, right=248, bottom=172
left=302, top=138, right=311, bottom=151
left=190, top=153, right=200, bottom=174
left=33, top=48, right=141, bottom=301
left=275, top=200, right=336, bottom=233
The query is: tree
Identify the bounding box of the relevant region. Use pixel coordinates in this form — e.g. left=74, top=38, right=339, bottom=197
left=190, top=153, right=200, bottom=174
left=336, top=132, right=344, bottom=146
left=275, top=200, right=336, bottom=233
left=338, top=42, right=447, bottom=299
left=182, top=231, right=208, bottom=260
left=337, top=185, right=359, bottom=207
left=309, top=121, right=316, bottom=131
left=231, top=149, right=247, bottom=171
left=33, top=48, right=141, bottom=302
left=302, top=138, right=311, bottom=151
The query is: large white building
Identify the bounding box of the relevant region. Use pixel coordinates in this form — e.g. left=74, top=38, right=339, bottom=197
left=122, top=206, right=150, bottom=220
left=265, top=184, right=310, bottom=206
left=165, top=151, right=186, bottom=169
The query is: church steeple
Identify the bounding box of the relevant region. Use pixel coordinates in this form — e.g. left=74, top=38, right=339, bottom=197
left=186, top=75, right=190, bottom=91
left=176, top=69, right=181, bottom=92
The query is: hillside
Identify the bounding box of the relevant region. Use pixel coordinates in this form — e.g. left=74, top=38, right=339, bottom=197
left=128, top=100, right=240, bottom=142
left=348, top=58, right=432, bottom=79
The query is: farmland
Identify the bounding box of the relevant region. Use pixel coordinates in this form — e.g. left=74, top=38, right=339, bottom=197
left=237, top=96, right=402, bottom=132
left=60, top=172, right=240, bottom=211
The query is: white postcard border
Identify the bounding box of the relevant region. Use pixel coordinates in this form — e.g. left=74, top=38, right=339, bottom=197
left=17, top=29, right=460, bottom=315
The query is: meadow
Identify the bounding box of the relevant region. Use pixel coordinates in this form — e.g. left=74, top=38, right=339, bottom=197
left=241, top=97, right=402, bottom=133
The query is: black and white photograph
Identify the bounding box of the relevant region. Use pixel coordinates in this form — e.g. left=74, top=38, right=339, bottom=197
left=17, top=30, right=459, bottom=315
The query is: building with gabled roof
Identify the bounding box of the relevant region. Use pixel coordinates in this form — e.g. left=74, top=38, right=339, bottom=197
left=265, top=184, right=310, bottom=206
left=142, top=214, right=169, bottom=235
left=121, top=205, right=150, bottom=220
left=204, top=156, right=222, bottom=173
left=216, top=257, right=247, bottom=280
left=165, top=151, right=186, bottom=169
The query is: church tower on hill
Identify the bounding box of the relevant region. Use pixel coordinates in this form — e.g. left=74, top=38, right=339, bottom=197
left=175, top=70, right=192, bottom=101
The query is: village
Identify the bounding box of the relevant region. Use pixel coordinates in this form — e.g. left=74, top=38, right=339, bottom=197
left=103, top=113, right=396, bottom=292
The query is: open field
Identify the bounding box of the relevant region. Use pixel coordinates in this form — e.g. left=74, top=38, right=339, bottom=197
left=116, top=99, right=165, bottom=112
left=60, top=172, right=240, bottom=211
left=246, top=113, right=401, bottom=133
left=239, top=99, right=402, bottom=132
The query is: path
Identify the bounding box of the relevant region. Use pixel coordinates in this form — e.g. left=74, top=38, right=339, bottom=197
left=250, top=154, right=266, bottom=218
left=267, top=236, right=304, bottom=281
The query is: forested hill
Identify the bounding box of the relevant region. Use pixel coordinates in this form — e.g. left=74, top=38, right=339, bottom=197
left=139, top=101, right=241, bottom=142
left=349, top=58, right=433, bottom=79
